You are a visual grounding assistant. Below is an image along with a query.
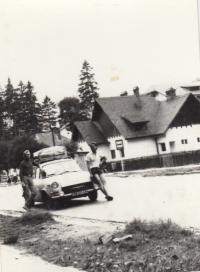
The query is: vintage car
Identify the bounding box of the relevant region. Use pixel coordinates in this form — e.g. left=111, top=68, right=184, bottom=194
left=32, top=158, right=99, bottom=209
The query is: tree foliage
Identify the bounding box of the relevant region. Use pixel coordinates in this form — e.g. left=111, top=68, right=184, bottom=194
left=78, top=60, right=99, bottom=113
left=0, top=78, right=59, bottom=139
left=40, top=96, right=57, bottom=130
left=64, top=140, right=79, bottom=156
left=58, top=97, right=88, bottom=131
left=0, top=134, right=49, bottom=170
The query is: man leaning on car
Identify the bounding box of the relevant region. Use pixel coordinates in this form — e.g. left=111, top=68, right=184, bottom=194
left=85, top=142, right=113, bottom=201
left=20, top=150, right=45, bottom=211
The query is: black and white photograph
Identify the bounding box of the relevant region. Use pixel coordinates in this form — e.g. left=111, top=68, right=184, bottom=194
left=0, top=0, right=200, bottom=271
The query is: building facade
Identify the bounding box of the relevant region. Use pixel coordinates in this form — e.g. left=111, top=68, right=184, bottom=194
left=72, top=88, right=200, bottom=166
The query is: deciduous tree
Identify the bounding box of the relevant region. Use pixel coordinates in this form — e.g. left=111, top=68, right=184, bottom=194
left=58, top=97, right=88, bottom=131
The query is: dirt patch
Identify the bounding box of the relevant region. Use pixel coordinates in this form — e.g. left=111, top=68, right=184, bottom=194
left=1, top=212, right=200, bottom=271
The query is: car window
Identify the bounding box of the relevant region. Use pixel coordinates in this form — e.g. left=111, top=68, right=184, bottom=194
left=42, top=160, right=81, bottom=177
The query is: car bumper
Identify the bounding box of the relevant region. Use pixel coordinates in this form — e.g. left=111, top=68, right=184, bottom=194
left=51, top=188, right=99, bottom=199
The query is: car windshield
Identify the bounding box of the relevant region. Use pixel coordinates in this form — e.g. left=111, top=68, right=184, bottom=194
left=42, top=160, right=81, bottom=177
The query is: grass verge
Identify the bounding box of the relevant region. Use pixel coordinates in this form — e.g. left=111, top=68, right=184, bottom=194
left=0, top=214, right=200, bottom=271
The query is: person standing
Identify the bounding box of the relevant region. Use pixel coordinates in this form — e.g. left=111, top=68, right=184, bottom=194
left=85, top=142, right=113, bottom=201
left=19, top=150, right=45, bottom=211
left=13, top=169, right=18, bottom=184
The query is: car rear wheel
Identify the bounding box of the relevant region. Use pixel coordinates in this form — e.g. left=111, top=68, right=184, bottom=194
left=88, top=190, right=98, bottom=202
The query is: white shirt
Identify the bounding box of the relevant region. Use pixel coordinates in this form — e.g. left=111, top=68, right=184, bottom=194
left=85, top=150, right=103, bottom=169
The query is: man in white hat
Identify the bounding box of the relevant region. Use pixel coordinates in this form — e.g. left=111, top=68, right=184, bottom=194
left=20, top=150, right=45, bottom=211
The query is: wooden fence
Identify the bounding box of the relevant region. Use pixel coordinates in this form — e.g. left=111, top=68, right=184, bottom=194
left=107, top=150, right=200, bottom=172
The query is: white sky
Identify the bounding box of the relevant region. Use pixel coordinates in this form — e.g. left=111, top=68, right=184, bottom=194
left=0, top=0, right=199, bottom=103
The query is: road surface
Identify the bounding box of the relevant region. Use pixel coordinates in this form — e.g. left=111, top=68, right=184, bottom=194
left=1, top=174, right=200, bottom=228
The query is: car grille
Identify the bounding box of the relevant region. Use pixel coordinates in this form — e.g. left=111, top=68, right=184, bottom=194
left=62, top=182, right=94, bottom=195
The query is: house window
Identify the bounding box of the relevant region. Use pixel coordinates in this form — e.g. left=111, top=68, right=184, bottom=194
left=134, top=123, right=147, bottom=132
left=181, top=139, right=188, bottom=144
left=160, top=143, right=166, bottom=152
left=197, top=137, right=200, bottom=142
left=119, top=149, right=125, bottom=158
left=111, top=150, right=116, bottom=159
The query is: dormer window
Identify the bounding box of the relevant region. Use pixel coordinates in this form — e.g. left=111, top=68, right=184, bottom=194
left=121, top=114, right=149, bottom=132
left=134, top=123, right=147, bottom=131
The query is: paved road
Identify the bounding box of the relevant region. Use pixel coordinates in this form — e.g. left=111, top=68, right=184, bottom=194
left=1, top=174, right=200, bottom=228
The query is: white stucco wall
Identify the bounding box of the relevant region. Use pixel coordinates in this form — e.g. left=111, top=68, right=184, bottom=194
left=157, top=124, right=200, bottom=154
left=78, top=136, right=158, bottom=161
left=126, top=137, right=158, bottom=158
left=60, top=128, right=72, bottom=139
left=78, top=141, right=91, bottom=152
left=77, top=124, right=200, bottom=161
left=107, top=136, right=158, bottom=160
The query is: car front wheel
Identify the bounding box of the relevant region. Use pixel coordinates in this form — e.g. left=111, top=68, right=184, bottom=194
left=43, top=194, right=60, bottom=210
left=88, top=190, right=98, bottom=202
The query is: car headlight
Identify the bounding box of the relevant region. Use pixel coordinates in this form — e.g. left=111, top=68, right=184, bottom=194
left=51, top=182, right=59, bottom=189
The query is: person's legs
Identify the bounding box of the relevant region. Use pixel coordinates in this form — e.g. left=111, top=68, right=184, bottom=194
left=25, top=177, right=37, bottom=208
left=99, top=173, right=113, bottom=199
left=93, top=173, right=113, bottom=201
left=93, top=174, right=108, bottom=196
left=23, top=177, right=30, bottom=201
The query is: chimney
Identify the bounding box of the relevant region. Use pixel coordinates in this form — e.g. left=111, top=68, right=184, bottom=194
left=133, top=86, right=141, bottom=109
left=165, top=88, right=176, bottom=101
left=120, top=91, right=128, bottom=96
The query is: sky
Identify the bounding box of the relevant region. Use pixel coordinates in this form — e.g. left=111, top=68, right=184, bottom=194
left=0, top=0, right=199, bottom=103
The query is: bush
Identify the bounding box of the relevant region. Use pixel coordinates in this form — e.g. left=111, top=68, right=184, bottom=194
left=15, top=211, right=55, bottom=225
left=125, top=218, right=191, bottom=240
left=4, top=233, right=19, bottom=244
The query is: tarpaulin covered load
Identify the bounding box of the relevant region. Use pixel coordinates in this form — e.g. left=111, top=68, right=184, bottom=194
left=34, top=146, right=68, bottom=163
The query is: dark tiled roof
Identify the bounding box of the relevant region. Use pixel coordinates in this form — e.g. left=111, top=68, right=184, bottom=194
left=96, top=95, right=160, bottom=138
left=35, top=132, right=70, bottom=147
left=155, top=95, right=189, bottom=134
left=73, top=93, right=191, bottom=141
left=96, top=94, right=190, bottom=139
left=74, top=121, right=108, bottom=144
left=121, top=113, right=149, bottom=124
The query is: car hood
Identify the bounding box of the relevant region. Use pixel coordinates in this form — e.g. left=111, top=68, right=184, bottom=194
left=34, top=171, right=91, bottom=187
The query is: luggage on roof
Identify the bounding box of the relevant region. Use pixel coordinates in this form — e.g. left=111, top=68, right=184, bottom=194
left=33, top=146, right=68, bottom=163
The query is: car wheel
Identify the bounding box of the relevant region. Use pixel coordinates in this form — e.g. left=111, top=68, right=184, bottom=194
left=43, top=194, right=58, bottom=210
left=88, top=190, right=98, bottom=202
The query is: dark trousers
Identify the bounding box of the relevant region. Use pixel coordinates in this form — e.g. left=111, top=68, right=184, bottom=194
left=23, top=176, right=37, bottom=208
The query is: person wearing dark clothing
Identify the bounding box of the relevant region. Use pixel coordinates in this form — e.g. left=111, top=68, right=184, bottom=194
left=20, top=150, right=44, bottom=211
left=100, top=157, right=108, bottom=173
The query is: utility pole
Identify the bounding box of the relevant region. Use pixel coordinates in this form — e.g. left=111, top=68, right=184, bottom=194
left=51, top=126, right=55, bottom=146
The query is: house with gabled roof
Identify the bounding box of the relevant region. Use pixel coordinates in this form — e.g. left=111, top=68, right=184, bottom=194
left=72, top=88, right=200, bottom=163
left=145, top=81, right=200, bottom=101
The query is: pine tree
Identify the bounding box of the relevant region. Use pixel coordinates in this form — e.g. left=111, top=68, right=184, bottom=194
left=17, top=81, right=26, bottom=133
left=3, top=78, right=20, bottom=137
left=40, top=96, right=57, bottom=131
left=23, top=81, right=42, bottom=132
left=78, top=60, right=99, bottom=114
